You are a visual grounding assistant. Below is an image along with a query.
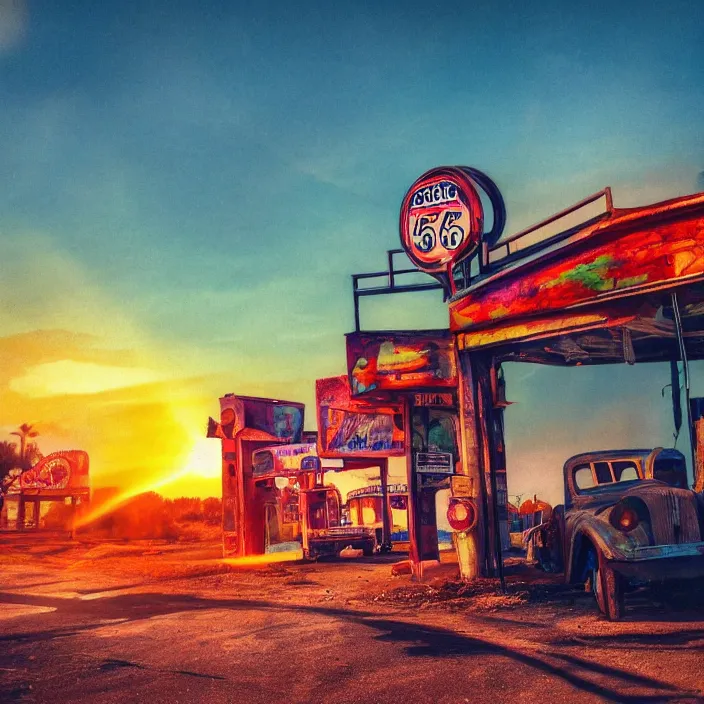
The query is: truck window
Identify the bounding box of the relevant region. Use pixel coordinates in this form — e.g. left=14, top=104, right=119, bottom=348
left=593, top=461, right=613, bottom=484
left=574, top=464, right=595, bottom=489
left=612, top=460, right=639, bottom=482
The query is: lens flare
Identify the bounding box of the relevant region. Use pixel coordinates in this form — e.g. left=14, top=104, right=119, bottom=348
left=222, top=551, right=303, bottom=566
left=75, top=426, right=222, bottom=529
left=75, top=465, right=194, bottom=529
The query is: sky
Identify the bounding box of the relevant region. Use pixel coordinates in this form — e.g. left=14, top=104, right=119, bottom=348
left=1, top=0, right=703, bottom=504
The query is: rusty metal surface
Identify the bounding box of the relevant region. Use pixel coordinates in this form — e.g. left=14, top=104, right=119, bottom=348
left=629, top=485, right=701, bottom=545
left=450, top=191, right=704, bottom=343
left=555, top=449, right=704, bottom=584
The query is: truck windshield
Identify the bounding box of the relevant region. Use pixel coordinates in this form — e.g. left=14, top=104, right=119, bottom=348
left=574, top=459, right=642, bottom=490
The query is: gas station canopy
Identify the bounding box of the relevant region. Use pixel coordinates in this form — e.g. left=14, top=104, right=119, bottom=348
left=448, top=190, right=704, bottom=366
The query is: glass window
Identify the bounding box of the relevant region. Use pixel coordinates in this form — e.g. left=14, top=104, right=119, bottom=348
left=361, top=497, right=378, bottom=525
left=612, top=460, right=639, bottom=482
left=253, top=451, right=274, bottom=476
left=282, top=488, right=299, bottom=524
left=593, top=461, right=613, bottom=484
left=412, top=411, right=426, bottom=452
left=266, top=506, right=280, bottom=544
left=308, top=491, right=328, bottom=529
left=652, top=457, right=687, bottom=488
left=427, top=411, right=458, bottom=460
left=326, top=492, right=340, bottom=527
left=574, top=464, right=595, bottom=489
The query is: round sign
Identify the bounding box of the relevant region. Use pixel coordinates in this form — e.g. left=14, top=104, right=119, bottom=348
left=446, top=497, right=478, bottom=532
left=399, top=166, right=484, bottom=274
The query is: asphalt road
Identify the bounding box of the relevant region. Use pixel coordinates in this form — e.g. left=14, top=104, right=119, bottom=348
left=1, top=537, right=704, bottom=704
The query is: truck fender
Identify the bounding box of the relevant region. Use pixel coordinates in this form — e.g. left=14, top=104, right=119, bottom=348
left=566, top=526, right=617, bottom=583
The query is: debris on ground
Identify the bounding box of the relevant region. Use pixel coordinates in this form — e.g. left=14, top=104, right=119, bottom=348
left=371, top=576, right=581, bottom=611
left=391, top=561, right=412, bottom=576
left=340, top=548, right=364, bottom=558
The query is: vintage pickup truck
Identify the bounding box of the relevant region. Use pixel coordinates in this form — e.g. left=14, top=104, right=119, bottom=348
left=532, top=448, right=704, bottom=620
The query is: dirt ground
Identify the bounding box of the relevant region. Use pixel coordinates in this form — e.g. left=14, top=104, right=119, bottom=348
left=1, top=535, right=704, bottom=704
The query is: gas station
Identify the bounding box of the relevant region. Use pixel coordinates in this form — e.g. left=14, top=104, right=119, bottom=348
left=209, top=164, right=704, bottom=588
left=393, top=166, right=704, bottom=581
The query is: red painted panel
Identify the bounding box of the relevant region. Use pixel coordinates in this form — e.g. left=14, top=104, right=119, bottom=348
left=346, top=331, right=457, bottom=395
left=316, top=376, right=405, bottom=458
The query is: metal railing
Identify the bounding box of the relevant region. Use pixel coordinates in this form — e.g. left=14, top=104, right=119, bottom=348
left=351, top=189, right=615, bottom=330
left=482, top=187, right=613, bottom=269
left=352, top=249, right=444, bottom=331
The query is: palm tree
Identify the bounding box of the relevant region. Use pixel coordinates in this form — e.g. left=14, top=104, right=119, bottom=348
left=11, top=423, right=39, bottom=468
left=0, top=440, right=21, bottom=495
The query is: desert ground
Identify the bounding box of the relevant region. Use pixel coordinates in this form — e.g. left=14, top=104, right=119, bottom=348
left=1, top=535, right=704, bottom=704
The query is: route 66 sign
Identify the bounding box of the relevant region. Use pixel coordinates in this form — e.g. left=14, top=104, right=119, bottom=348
left=399, top=166, right=485, bottom=275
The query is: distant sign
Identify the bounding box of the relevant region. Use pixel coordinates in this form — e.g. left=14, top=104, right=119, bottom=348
left=346, top=483, right=408, bottom=501
left=450, top=475, right=473, bottom=498
left=19, top=450, right=89, bottom=494
left=300, top=455, right=321, bottom=471
left=208, top=395, right=304, bottom=443
left=316, top=376, right=405, bottom=458
left=414, top=392, right=455, bottom=407
left=346, top=331, right=457, bottom=396
left=252, top=443, right=317, bottom=475
left=415, top=452, right=453, bottom=474
left=418, top=474, right=452, bottom=490
left=399, top=166, right=484, bottom=275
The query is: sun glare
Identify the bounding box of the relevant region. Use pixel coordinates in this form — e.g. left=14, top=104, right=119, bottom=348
left=222, top=551, right=303, bottom=566
left=75, top=465, right=194, bottom=529
left=180, top=437, right=221, bottom=479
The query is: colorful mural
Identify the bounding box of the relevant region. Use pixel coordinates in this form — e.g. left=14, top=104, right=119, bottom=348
left=211, top=395, right=245, bottom=439
left=346, top=331, right=457, bottom=395
left=244, top=399, right=304, bottom=444
left=19, top=450, right=89, bottom=492
left=208, top=395, right=304, bottom=444
left=450, top=192, right=704, bottom=335
left=252, top=443, right=318, bottom=475
left=316, top=376, right=405, bottom=457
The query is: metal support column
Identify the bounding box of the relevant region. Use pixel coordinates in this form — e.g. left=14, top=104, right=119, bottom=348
left=672, top=292, right=697, bottom=486
left=404, top=397, right=421, bottom=573
left=379, top=458, right=392, bottom=551
left=455, top=351, right=486, bottom=579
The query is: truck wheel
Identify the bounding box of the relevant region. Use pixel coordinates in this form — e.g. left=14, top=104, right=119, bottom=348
left=362, top=542, right=374, bottom=557
left=591, top=548, right=625, bottom=621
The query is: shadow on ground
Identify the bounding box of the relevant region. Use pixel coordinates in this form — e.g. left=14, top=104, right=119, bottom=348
left=1, top=588, right=703, bottom=703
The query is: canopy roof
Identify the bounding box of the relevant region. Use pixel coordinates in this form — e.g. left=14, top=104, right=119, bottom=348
left=450, top=190, right=704, bottom=365
left=492, top=286, right=704, bottom=365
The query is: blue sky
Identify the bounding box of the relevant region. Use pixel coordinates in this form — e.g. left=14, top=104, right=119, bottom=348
left=1, top=0, right=703, bottom=501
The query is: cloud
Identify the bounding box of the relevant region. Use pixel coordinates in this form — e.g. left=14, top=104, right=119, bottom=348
left=0, top=233, right=142, bottom=344
left=10, top=360, right=166, bottom=398
left=0, top=232, right=342, bottom=499
left=0, top=235, right=224, bottom=495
